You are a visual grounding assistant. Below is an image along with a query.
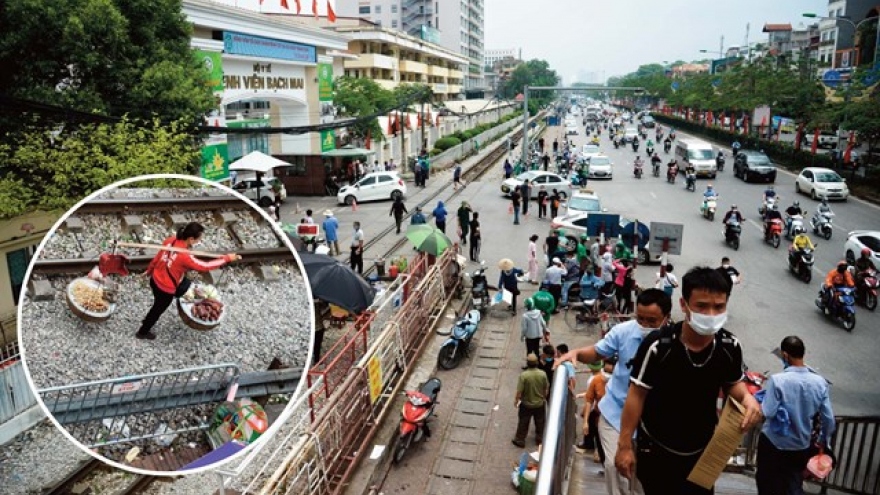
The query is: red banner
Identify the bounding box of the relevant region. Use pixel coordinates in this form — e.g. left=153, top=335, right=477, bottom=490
left=843, top=132, right=856, bottom=163
left=811, top=128, right=820, bottom=154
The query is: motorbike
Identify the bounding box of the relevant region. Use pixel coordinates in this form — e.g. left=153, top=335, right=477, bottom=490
left=764, top=219, right=784, bottom=248
left=852, top=267, right=878, bottom=311
left=685, top=172, right=697, bottom=191
left=816, top=286, right=857, bottom=331
left=438, top=310, right=481, bottom=369
left=392, top=378, right=442, bottom=464
left=716, top=154, right=725, bottom=172
left=669, top=131, right=676, bottom=141
left=634, top=161, right=644, bottom=178
left=666, top=164, right=678, bottom=183
left=785, top=214, right=806, bottom=241
left=701, top=195, right=718, bottom=221
left=810, top=211, right=834, bottom=240
left=723, top=221, right=742, bottom=250
left=663, top=140, right=672, bottom=154
left=788, top=248, right=815, bottom=283
left=464, top=261, right=489, bottom=315
left=631, top=141, right=640, bottom=153
left=645, top=146, right=654, bottom=158
left=758, top=197, right=778, bottom=217
left=652, top=160, right=661, bottom=177
left=613, top=138, right=620, bottom=149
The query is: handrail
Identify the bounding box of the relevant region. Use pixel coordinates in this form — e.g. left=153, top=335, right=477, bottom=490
left=535, top=366, right=576, bottom=495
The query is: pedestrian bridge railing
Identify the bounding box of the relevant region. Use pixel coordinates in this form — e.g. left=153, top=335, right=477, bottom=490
left=0, top=345, right=37, bottom=425
left=535, top=368, right=577, bottom=495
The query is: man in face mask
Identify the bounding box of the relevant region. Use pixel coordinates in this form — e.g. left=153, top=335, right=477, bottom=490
left=555, top=288, right=672, bottom=495
left=616, top=267, right=763, bottom=495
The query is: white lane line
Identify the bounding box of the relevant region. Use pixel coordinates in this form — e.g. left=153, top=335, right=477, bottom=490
left=650, top=192, right=657, bottom=199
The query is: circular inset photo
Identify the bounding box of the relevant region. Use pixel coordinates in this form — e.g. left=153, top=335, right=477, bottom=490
left=18, top=174, right=313, bottom=475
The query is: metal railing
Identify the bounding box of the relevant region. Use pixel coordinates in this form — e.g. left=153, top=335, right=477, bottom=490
left=535, top=367, right=577, bottom=495
left=0, top=349, right=37, bottom=424
left=38, top=363, right=240, bottom=448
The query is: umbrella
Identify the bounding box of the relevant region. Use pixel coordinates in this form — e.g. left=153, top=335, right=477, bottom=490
left=297, top=252, right=376, bottom=314
left=405, top=225, right=453, bottom=256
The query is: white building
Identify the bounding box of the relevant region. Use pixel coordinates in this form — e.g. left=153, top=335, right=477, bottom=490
left=484, top=48, right=520, bottom=68
left=335, top=0, right=486, bottom=95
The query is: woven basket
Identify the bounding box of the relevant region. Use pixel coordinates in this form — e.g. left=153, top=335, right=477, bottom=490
left=177, top=299, right=224, bottom=331
left=66, top=278, right=115, bottom=323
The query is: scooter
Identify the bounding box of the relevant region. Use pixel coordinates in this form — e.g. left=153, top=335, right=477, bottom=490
left=669, top=131, right=677, bottom=141
left=716, top=154, right=725, bottom=172
left=764, top=219, right=784, bottom=248
left=701, top=195, right=718, bottom=221
left=631, top=141, right=640, bottom=153
left=723, top=221, right=742, bottom=250
left=645, top=146, right=654, bottom=158
left=816, top=286, right=856, bottom=331
left=634, top=161, right=644, bottom=179
left=438, top=310, right=481, bottom=370
left=652, top=160, right=661, bottom=177
left=667, top=164, right=678, bottom=183
left=758, top=197, right=778, bottom=217
left=785, top=214, right=806, bottom=241
left=663, top=140, right=672, bottom=154
left=464, top=261, right=490, bottom=315
left=613, top=138, right=620, bottom=149
left=852, top=267, right=878, bottom=311
left=685, top=172, right=697, bottom=191
left=788, top=248, right=815, bottom=283
left=392, top=378, right=442, bottom=464
left=810, top=211, right=834, bottom=240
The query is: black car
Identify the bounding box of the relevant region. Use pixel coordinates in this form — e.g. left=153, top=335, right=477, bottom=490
left=734, top=150, right=776, bottom=183
left=641, top=115, right=656, bottom=128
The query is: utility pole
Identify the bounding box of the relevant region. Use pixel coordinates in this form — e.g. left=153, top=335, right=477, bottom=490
left=521, top=86, right=529, bottom=165
left=400, top=111, right=407, bottom=170
left=420, top=100, right=426, bottom=152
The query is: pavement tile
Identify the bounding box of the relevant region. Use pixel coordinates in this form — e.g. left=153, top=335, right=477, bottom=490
left=451, top=410, right=489, bottom=429
left=466, top=377, right=496, bottom=390
left=477, top=347, right=504, bottom=359
left=449, top=427, right=482, bottom=444
left=442, top=441, right=481, bottom=462
left=457, top=398, right=492, bottom=415
left=459, top=387, right=494, bottom=402
left=434, top=457, right=475, bottom=479
left=426, top=475, right=472, bottom=495
left=470, top=366, right=497, bottom=379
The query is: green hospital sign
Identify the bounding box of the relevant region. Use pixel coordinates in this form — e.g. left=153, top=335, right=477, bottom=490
left=318, top=63, right=334, bottom=101
left=194, top=50, right=224, bottom=93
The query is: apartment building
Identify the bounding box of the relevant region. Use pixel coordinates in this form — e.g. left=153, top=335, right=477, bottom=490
left=817, top=0, right=877, bottom=69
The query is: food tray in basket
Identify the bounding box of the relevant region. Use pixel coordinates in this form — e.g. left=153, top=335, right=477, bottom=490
left=66, top=277, right=116, bottom=323
left=177, top=285, right=226, bottom=331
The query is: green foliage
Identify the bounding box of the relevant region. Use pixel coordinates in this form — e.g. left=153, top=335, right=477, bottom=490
left=841, top=93, right=880, bottom=152
left=333, top=76, right=395, bottom=141
left=0, top=119, right=200, bottom=219
left=498, top=59, right=561, bottom=113
left=433, top=137, right=461, bottom=151
left=0, top=0, right=215, bottom=131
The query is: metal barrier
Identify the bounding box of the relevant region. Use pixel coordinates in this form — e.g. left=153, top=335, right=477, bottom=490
left=811, top=416, right=880, bottom=495
left=38, top=363, right=239, bottom=448
left=0, top=350, right=37, bottom=424
left=535, top=367, right=577, bottom=495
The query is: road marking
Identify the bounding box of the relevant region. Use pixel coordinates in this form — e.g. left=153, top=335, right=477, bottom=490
left=650, top=192, right=656, bottom=199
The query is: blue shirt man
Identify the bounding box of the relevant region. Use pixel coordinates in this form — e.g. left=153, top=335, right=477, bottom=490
left=322, top=212, right=339, bottom=241
left=579, top=271, right=605, bottom=300
left=704, top=185, right=717, bottom=198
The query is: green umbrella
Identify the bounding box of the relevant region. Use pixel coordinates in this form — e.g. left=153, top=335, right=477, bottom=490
left=405, top=225, right=453, bottom=255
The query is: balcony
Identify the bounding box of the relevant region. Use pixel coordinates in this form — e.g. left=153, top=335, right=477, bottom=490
left=375, top=79, right=398, bottom=91
left=400, top=59, right=428, bottom=74
left=428, top=65, right=449, bottom=78
left=344, top=53, right=396, bottom=70
left=447, top=84, right=462, bottom=94
left=431, top=83, right=448, bottom=94
left=449, top=69, right=464, bottom=79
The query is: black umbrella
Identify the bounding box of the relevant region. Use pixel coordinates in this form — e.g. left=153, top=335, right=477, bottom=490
left=297, top=252, right=376, bottom=314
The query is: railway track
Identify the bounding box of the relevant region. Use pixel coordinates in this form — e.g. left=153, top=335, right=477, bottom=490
left=41, top=457, right=168, bottom=495
left=74, top=195, right=253, bottom=214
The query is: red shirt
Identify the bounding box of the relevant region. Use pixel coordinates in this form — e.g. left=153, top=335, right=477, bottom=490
left=147, top=237, right=231, bottom=294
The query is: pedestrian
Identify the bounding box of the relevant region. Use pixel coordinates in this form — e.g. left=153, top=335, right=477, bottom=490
left=619, top=260, right=637, bottom=313
left=389, top=157, right=396, bottom=170
left=504, top=159, right=513, bottom=179
left=322, top=210, right=340, bottom=256
left=612, top=257, right=628, bottom=306
left=453, top=163, right=465, bottom=190
left=136, top=222, right=240, bottom=340
left=756, top=336, right=836, bottom=495
left=538, top=343, right=556, bottom=382
left=555, top=343, right=577, bottom=392
left=542, top=153, right=551, bottom=172
left=537, top=187, right=548, bottom=219
left=510, top=188, right=522, bottom=225
left=556, top=289, right=672, bottom=495
left=549, top=189, right=560, bottom=219
left=383, top=160, right=390, bottom=171
left=512, top=353, right=549, bottom=449
left=357, top=160, right=365, bottom=181
left=717, top=256, right=743, bottom=290
left=410, top=206, right=427, bottom=225
left=457, top=201, right=471, bottom=245
left=616, top=267, right=763, bottom=495
left=576, top=234, right=590, bottom=274
left=373, top=159, right=380, bottom=173
left=389, top=196, right=408, bottom=234
left=655, top=263, right=678, bottom=298
left=520, top=180, right=531, bottom=216
left=498, top=258, right=523, bottom=314
left=350, top=221, right=365, bottom=275
left=576, top=358, right=612, bottom=467
left=521, top=299, right=549, bottom=363
left=601, top=252, right=615, bottom=285
left=469, top=211, right=481, bottom=261
left=422, top=156, right=431, bottom=186
left=304, top=209, right=315, bottom=224
left=589, top=236, right=601, bottom=268
left=312, top=299, right=327, bottom=365
left=543, top=257, right=567, bottom=311
left=538, top=136, right=545, bottom=153
left=553, top=138, right=559, bottom=154
left=272, top=196, right=282, bottom=221
left=414, top=160, right=424, bottom=187
left=561, top=252, right=580, bottom=309
left=527, top=234, right=540, bottom=284
left=433, top=200, right=448, bottom=234
left=544, top=229, right=561, bottom=266
left=530, top=289, right=556, bottom=325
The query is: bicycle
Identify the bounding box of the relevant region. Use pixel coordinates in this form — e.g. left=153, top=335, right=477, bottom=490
left=565, top=288, right=625, bottom=332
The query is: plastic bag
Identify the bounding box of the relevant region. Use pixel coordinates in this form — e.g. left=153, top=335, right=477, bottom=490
left=88, top=265, right=104, bottom=282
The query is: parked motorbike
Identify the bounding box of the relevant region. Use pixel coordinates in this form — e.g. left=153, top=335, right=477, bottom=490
left=810, top=211, right=834, bottom=240
left=634, top=161, right=644, bottom=179
left=685, top=172, right=697, bottom=191
left=392, top=378, right=442, bottom=463
left=852, top=267, right=878, bottom=311
left=438, top=310, right=481, bottom=370
left=764, top=219, right=784, bottom=248
left=667, top=164, right=678, bottom=183
left=701, top=195, right=718, bottom=221
left=816, top=286, right=857, bottom=331
left=785, top=214, right=806, bottom=241
left=716, top=154, right=725, bottom=172
left=464, top=261, right=489, bottom=315
left=723, top=221, right=742, bottom=250
left=788, top=248, right=815, bottom=283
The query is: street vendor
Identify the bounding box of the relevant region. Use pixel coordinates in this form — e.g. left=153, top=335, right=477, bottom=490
left=136, top=222, right=240, bottom=341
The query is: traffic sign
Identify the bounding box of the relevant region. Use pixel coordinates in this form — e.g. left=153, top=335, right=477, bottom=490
left=822, top=70, right=842, bottom=88
left=585, top=213, right=621, bottom=238
left=620, top=221, right=650, bottom=249
left=649, top=222, right=684, bottom=256
left=671, top=81, right=680, bottom=91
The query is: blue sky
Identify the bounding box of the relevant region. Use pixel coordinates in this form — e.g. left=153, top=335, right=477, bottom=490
left=485, top=0, right=828, bottom=82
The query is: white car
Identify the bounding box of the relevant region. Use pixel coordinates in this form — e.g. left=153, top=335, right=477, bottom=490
left=795, top=167, right=850, bottom=201
left=501, top=171, right=573, bottom=200
left=565, top=125, right=579, bottom=136
left=587, top=155, right=613, bottom=179
left=581, top=144, right=601, bottom=161
left=566, top=190, right=606, bottom=215
left=337, top=172, right=407, bottom=205
left=844, top=230, right=880, bottom=266
left=233, top=178, right=287, bottom=207
left=623, top=127, right=639, bottom=143
left=549, top=212, right=661, bottom=264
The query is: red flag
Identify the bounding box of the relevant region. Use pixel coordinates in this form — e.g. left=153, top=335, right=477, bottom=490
left=729, top=115, right=735, bottom=133
left=843, top=131, right=855, bottom=163
left=435, top=113, right=441, bottom=126
left=294, top=0, right=301, bottom=13
left=707, top=111, right=713, bottom=127
left=280, top=0, right=289, bottom=9
left=313, top=0, right=318, bottom=18
left=365, top=128, right=371, bottom=150
left=794, top=123, right=805, bottom=151
left=811, top=128, right=820, bottom=154
left=326, top=0, right=336, bottom=21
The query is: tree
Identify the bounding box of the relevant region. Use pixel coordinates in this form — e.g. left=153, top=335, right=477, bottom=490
left=0, top=0, right=215, bottom=132
left=0, top=119, right=200, bottom=219
left=841, top=94, right=880, bottom=160
left=332, top=76, right=395, bottom=142
left=498, top=59, right=561, bottom=113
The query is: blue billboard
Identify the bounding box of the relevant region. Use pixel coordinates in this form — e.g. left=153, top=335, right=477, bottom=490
left=223, top=32, right=316, bottom=64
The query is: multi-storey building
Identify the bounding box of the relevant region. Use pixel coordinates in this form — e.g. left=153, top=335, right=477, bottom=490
left=484, top=48, right=520, bottom=68
left=817, top=0, right=877, bottom=69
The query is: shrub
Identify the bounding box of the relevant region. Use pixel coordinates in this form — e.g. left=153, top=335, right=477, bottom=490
left=463, top=129, right=478, bottom=140
left=430, top=148, right=442, bottom=156
left=434, top=136, right=461, bottom=151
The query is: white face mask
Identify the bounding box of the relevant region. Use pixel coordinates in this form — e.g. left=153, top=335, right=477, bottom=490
left=637, top=319, right=665, bottom=336
left=722, top=264, right=730, bottom=269
left=686, top=303, right=727, bottom=336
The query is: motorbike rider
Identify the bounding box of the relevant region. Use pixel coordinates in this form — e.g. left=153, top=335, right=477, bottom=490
left=663, top=135, right=673, bottom=152
left=702, top=183, right=718, bottom=212
left=763, top=185, right=777, bottom=202
left=763, top=203, right=784, bottom=239
left=722, top=204, right=743, bottom=225
left=631, top=135, right=640, bottom=151
left=732, top=139, right=742, bottom=155
left=684, top=162, right=697, bottom=188
left=633, top=156, right=644, bottom=175
left=822, top=261, right=856, bottom=307
left=788, top=228, right=816, bottom=270
left=645, top=138, right=655, bottom=152
left=854, top=248, right=878, bottom=287
left=716, top=150, right=725, bottom=167
left=579, top=266, right=606, bottom=301
left=785, top=200, right=806, bottom=237
left=650, top=152, right=662, bottom=171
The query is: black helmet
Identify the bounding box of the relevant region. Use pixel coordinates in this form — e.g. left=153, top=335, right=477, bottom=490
left=793, top=201, right=800, bottom=208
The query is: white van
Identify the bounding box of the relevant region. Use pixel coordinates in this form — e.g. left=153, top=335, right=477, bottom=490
left=675, top=139, right=717, bottom=178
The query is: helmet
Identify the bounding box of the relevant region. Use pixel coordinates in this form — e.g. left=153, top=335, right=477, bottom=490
left=793, top=226, right=805, bottom=236
left=793, top=201, right=800, bottom=208
left=525, top=298, right=535, bottom=310
left=580, top=233, right=589, bottom=240
left=863, top=248, right=872, bottom=258
left=821, top=198, right=828, bottom=205
left=707, top=183, right=714, bottom=188
left=731, top=204, right=738, bottom=210
left=772, top=204, right=779, bottom=211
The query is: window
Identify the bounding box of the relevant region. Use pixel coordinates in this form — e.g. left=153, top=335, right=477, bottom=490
left=391, top=4, right=397, bottom=13
left=377, top=174, right=393, bottom=183
left=392, top=20, right=397, bottom=28
left=7, top=245, right=36, bottom=305
left=375, top=5, right=381, bottom=13
left=859, top=235, right=880, bottom=253
left=359, top=6, right=371, bottom=14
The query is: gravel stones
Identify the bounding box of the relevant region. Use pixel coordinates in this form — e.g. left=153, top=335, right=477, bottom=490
left=0, top=420, right=90, bottom=494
